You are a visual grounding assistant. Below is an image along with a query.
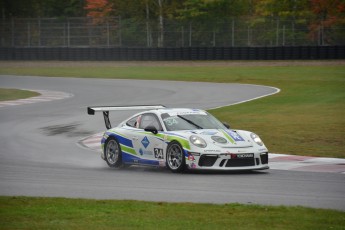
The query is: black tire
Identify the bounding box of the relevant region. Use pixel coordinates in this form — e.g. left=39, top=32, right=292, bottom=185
left=104, top=137, right=123, bottom=168
left=166, top=141, right=186, bottom=173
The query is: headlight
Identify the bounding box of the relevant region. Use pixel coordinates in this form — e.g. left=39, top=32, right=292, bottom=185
left=190, top=135, right=207, bottom=148
left=211, top=136, right=228, bottom=144
left=250, top=133, right=264, bottom=146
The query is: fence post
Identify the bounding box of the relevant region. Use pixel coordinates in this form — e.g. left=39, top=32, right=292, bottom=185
left=181, top=26, right=184, bottom=47
left=107, top=20, right=110, bottom=47
left=27, top=21, right=30, bottom=47
left=291, top=20, right=295, bottom=46
left=1, top=17, right=3, bottom=46
left=231, top=19, right=234, bottom=47
left=321, top=21, right=324, bottom=46
left=11, top=18, right=14, bottom=47
left=283, top=25, right=285, bottom=46
left=38, top=18, right=41, bottom=47
left=189, top=22, right=192, bottom=47
left=276, top=18, right=279, bottom=46
left=67, top=19, right=70, bottom=47
left=119, top=16, right=122, bottom=47
left=146, top=19, right=150, bottom=47
left=63, top=22, right=66, bottom=46
left=247, top=25, right=250, bottom=47
left=213, top=29, right=216, bottom=47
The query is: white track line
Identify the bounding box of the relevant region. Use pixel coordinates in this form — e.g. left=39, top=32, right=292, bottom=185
left=209, top=84, right=281, bottom=110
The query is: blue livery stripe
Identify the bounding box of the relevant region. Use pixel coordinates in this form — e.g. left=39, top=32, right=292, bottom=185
left=106, top=132, right=133, bottom=148
left=122, top=152, right=159, bottom=166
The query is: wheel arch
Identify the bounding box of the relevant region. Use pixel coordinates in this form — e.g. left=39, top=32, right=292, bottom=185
left=103, top=135, right=123, bottom=168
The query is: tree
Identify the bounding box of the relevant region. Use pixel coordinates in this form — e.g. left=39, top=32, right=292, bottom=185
left=309, top=0, right=345, bottom=44
left=43, top=0, right=85, bottom=17
left=177, top=0, right=249, bottom=21
left=1, top=0, right=84, bottom=18
left=84, top=0, right=113, bottom=20
left=254, top=0, right=310, bottom=18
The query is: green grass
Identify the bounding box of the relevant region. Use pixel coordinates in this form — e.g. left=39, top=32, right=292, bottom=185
left=0, top=88, right=40, bottom=101
left=0, top=63, right=344, bottom=228
left=0, top=196, right=344, bottom=230
left=0, top=62, right=344, bottom=158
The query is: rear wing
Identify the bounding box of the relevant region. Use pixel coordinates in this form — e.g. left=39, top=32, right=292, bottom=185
left=87, top=105, right=166, bottom=129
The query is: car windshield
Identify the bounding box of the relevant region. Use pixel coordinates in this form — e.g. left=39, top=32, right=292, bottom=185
left=161, top=112, right=226, bottom=131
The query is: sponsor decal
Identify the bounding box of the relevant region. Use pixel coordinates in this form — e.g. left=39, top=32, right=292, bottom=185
left=141, top=136, right=150, bottom=148
left=204, top=149, right=221, bottom=153
left=232, top=153, right=254, bottom=159
left=227, top=130, right=245, bottom=142
left=139, top=148, right=153, bottom=156
left=154, top=148, right=164, bottom=159
left=222, top=152, right=254, bottom=159
left=168, top=111, right=207, bottom=116
left=190, top=163, right=197, bottom=169
left=200, top=131, right=218, bottom=135
left=188, top=154, right=195, bottom=161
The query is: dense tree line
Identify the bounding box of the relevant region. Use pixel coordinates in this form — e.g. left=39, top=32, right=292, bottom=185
left=1, top=0, right=344, bottom=47
left=2, top=0, right=344, bottom=22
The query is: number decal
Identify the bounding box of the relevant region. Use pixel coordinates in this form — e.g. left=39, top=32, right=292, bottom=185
left=164, top=118, right=178, bottom=126
left=154, top=148, right=164, bottom=159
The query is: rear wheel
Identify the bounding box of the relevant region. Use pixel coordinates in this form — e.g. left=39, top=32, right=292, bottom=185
left=166, top=141, right=186, bottom=173
left=104, top=137, right=122, bottom=168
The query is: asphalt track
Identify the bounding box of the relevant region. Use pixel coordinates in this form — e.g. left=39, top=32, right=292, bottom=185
left=0, top=75, right=344, bottom=211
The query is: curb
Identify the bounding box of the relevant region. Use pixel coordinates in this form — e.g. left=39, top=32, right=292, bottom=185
left=0, top=89, right=73, bottom=108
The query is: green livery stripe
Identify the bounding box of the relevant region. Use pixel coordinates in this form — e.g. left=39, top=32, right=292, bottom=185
left=120, top=144, right=137, bottom=155
left=139, top=131, right=165, bottom=141
left=166, top=135, right=190, bottom=150
left=220, top=129, right=236, bottom=144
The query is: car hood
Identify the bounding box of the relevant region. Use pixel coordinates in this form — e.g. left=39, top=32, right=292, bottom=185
left=172, top=129, right=254, bottom=148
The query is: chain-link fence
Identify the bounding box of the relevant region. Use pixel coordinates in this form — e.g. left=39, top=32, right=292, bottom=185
left=1, top=17, right=344, bottom=47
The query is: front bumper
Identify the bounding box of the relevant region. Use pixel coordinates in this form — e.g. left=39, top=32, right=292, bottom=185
left=186, top=152, right=269, bottom=171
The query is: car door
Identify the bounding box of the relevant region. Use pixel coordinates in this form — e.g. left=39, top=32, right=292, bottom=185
left=132, top=113, right=165, bottom=165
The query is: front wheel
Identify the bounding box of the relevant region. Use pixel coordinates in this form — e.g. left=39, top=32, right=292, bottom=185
left=166, top=141, right=186, bottom=173
left=104, top=137, right=123, bottom=168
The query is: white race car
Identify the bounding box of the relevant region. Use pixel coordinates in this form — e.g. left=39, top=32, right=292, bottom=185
left=88, top=106, right=269, bottom=173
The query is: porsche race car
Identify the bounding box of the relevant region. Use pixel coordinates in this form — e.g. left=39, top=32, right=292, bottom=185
left=87, top=105, right=269, bottom=173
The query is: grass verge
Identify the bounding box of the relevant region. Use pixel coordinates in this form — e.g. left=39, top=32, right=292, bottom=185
left=0, top=196, right=344, bottom=230
left=0, top=88, right=40, bottom=101
left=0, top=61, right=344, bottom=157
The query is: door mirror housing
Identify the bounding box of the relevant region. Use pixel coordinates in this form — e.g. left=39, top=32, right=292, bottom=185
left=223, top=122, right=230, bottom=129
left=144, top=126, right=158, bottom=134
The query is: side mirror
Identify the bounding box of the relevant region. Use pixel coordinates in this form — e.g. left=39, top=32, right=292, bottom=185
left=223, top=122, right=230, bottom=129
left=144, top=126, right=158, bottom=134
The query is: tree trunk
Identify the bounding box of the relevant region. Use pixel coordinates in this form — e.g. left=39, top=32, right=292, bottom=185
left=157, top=0, right=164, bottom=47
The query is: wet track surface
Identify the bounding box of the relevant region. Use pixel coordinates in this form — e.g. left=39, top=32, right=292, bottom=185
left=0, top=75, right=344, bottom=211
